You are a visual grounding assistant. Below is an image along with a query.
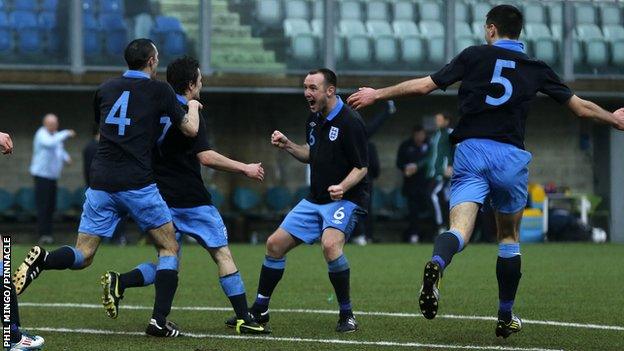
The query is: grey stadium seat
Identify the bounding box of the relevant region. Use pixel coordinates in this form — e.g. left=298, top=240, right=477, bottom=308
left=418, top=0, right=443, bottom=21
left=602, top=25, right=624, bottom=67
left=576, top=24, right=609, bottom=67
left=419, top=20, right=445, bottom=64
left=255, top=0, right=282, bottom=27
left=524, top=23, right=558, bottom=66
left=455, top=1, right=470, bottom=23
left=367, top=20, right=398, bottom=64
left=454, top=21, right=474, bottom=55
left=392, top=20, right=424, bottom=63
left=339, top=1, right=363, bottom=21
left=284, top=0, right=309, bottom=20
left=283, top=18, right=311, bottom=37
left=393, top=20, right=419, bottom=37
left=392, top=0, right=415, bottom=22
left=290, top=34, right=317, bottom=62
left=598, top=2, right=622, bottom=26
left=310, top=19, right=344, bottom=61
left=547, top=2, right=562, bottom=25
left=339, top=19, right=371, bottom=64
left=574, top=3, right=596, bottom=25
left=472, top=2, right=490, bottom=23
left=522, top=2, right=546, bottom=24
left=367, top=1, right=390, bottom=22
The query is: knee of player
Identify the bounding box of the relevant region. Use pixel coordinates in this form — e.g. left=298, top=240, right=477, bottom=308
left=265, top=235, right=286, bottom=257
left=321, top=237, right=343, bottom=256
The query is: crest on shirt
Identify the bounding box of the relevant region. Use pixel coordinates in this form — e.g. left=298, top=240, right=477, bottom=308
left=329, top=126, right=339, bottom=141
left=309, top=122, right=316, bottom=127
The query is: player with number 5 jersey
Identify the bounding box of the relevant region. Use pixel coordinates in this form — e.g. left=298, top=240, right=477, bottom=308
left=12, top=39, right=201, bottom=338
left=347, top=4, right=624, bottom=339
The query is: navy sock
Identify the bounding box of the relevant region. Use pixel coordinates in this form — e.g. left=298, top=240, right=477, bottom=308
left=42, top=246, right=84, bottom=270
left=119, top=262, right=157, bottom=294
left=10, top=283, right=21, bottom=343
left=152, top=256, right=179, bottom=325
left=252, top=256, right=285, bottom=312
left=497, top=243, right=522, bottom=323
left=431, top=230, right=464, bottom=271
left=328, top=255, right=352, bottom=317
left=219, top=271, right=249, bottom=320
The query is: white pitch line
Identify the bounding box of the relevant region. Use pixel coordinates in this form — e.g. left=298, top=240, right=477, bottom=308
left=26, top=326, right=564, bottom=351
left=20, top=302, right=624, bottom=332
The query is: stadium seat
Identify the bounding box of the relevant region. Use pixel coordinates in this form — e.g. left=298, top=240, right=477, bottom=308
left=39, top=11, right=60, bottom=54
left=311, top=19, right=344, bottom=61
left=100, top=0, right=123, bottom=14
left=10, top=10, right=42, bottom=53
left=524, top=23, right=558, bottom=66
left=292, top=185, right=308, bottom=205
left=83, top=12, right=100, bottom=56
left=265, top=186, right=292, bottom=213
left=371, top=187, right=387, bottom=213
left=232, top=187, right=261, bottom=212
left=603, top=25, right=624, bottom=67
left=284, top=18, right=310, bottom=37
left=339, top=0, right=362, bottom=21
left=290, top=33, right=316, bottom=62
left=574, top=3, right=596, bottom=25
left=82, top=0, right=96, bottom=13
left=0, top=11, right=12, bottom=54
left=15, top=187, right=36, bottom=215
left=522, top=2, right=546, bottom=24
left=392, top=0, right=414, bottom=22
left=14, top=0, right=37, bottom=11
left=0, top=188, right=14, bottom=215
left=254, top=0, right=282, bottom=27
left=547, top=1, right=562, bottom=25
left=151, top=16, right=186, bottom=57
left=41, top=0, right=58, bottom=12
left=388, top=187, right=407, bottom=215
left=399, top=35, right=425, bottom=64
left=576, top=24, right=609, bottom=67
left=339, top=19, right=371, bottom=64
left=206, top=185, right=225, bottom=209
left=418, top=0, right=443, bottom=21
left=99, top=13, right=127, bottom=56
left=471, top=2, right=490, bottom=23
left=419, top=20, right=445, bottom=64
left=598, top=2, right=622, bottom=26
left=56, top=187, right=73, bottom=214
left=455, top=1, right=470, bottom=23
left=284, top=0, right=309, bottom=20
left=471, top=21, right=483, bottom=40
left=0, top=0, right=5, bottom=11
left=454, top=21, right=474, bottom=54
left=312, top=0, right=323, bottom=19
left=366, top=1, right=389, bottom=22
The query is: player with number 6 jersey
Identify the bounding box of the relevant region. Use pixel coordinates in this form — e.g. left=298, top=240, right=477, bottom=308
left=347, top=4, right=624, bottom=339
left=12, top=39, right=201, bottom=338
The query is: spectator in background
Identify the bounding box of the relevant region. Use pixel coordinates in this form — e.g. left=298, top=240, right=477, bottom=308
left=125, top=0, right=154, bottom=40
left=426, top=112, right=454, bottom=235
left=396, top=125, right=429, bottom=243
left=29, top=114, right=75, bottom=245
left=0, top=131, right=13, bottom=154
left=352, top=100, right=396, bottom=245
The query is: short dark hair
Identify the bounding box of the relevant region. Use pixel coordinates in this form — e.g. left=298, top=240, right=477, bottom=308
left=412, top=124, right=425, bottom=133
left=166, top=56, right=200, bottom=95
left=308, top=68, right=337, bottom=88
left=124, top=38, right=157, bottom=70
left=438, top=112, right=452, bottom=121
left=486, top=5, right=523, bottom=39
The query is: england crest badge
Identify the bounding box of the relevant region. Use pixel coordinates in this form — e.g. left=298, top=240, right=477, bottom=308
left=329, top=126, right=339, bottom=141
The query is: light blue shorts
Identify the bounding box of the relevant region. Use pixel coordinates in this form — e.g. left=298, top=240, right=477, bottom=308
left=78, top=184, right=171, bottom=237
left=280, top=199, right=365, bottom=244
left=450, top=138, right=532, bottom=214
left=170, top=205, right=228, bottom=249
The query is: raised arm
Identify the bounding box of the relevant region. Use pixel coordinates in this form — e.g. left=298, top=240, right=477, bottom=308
left=37, top=129, right=75, bottom=148
left=271, top=130, right=310, bottom=163
left=197, top=150, right=264, bottom=181
left=347, top=76, right=439, bottom=110
left=566, top=95, right=624, bottom=130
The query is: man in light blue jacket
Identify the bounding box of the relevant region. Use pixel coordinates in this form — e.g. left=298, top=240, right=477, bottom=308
left=29, top=114, right=75, bottom=244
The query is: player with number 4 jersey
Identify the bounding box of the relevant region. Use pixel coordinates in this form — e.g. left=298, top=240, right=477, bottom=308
left=347, top=4, right=624, bottom=338
left=12, top=39, right=201, bottom=337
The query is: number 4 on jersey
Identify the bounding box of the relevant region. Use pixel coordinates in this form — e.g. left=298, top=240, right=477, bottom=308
left=105, top=91, right=132, bottom=136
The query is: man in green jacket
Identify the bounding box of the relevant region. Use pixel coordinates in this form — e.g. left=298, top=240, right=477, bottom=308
left=427, top=113, right=454, bottom=235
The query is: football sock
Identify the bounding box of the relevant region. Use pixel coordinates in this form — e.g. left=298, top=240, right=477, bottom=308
left=219, top=271, right=249, bottom=320
left=119, top=262, right=156, bottom=294
left=497, top=243, right=522, bottom=323
left=252, top=256, right=286, bottom=312
left=42, top=246, right=83, bottom=270
left=152, top=256, right=179, bottom=325
left=431, top=230, right=464, bottom=271
left=10, top=283, right=21, bottom=343
left=328, top=254, right=352, bottom=317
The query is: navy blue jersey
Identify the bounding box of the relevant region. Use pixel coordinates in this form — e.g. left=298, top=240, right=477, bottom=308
left=153, top=96, right=213, bottom=208
left=89, top=71, right=187, bottom=191
left=306, top=98, right=369, bottom=208
left=431, top=44, right=573, bottom=149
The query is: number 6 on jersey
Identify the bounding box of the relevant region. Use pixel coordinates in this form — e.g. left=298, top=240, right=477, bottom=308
left=105, top=91, right=132, bottom=136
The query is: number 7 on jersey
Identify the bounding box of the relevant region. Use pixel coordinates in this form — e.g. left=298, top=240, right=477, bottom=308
left=105, top=91, right=132, bottom=136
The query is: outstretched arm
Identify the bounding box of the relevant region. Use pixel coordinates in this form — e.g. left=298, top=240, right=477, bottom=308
left=566, top=95, right=624, bottom=130
left=197, top=150, right=264, bottom=181
left=347, top=76, right=439, bottom=110
left=271, top=130, right=310, bottom=163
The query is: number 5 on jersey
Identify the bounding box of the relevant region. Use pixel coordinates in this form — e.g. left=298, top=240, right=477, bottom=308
left=486, top=59, right=515, bottom=106
left=105, top=91, right=132, bottom=136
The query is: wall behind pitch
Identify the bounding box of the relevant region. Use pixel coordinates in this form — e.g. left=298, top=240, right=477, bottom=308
left=0, top=90, right=603, bottom=208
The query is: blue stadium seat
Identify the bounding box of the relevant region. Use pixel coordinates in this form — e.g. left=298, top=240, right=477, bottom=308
left=39, top=11, right=60, bottom=54
left=14, top=0, right=37, bottom=11
left=418, top=0, right=443, bottom=21
left=284, top=0, right=309, bottom=20
left=9, top=10, right=42, bottom=53
left=82, top=0, right=96, bottom=13
left=312, top=0, right=323, bottom=19
left=0, top=11, right=12, bottom=54
left=547, top=1, right=562, bottom=26
left=151, top=16, right=186, bottom=56
left=290, top=33, right=316, bottom=62
left=471, top=2, right=490, bottom=24
left=83, top=12, right=100, bottom=56
left=0, top=189, right=14, bottom=215
left=99, top=13, right=127, bottom=56
left=522, top=2, right=546, bottom=24
left=371, top=187, right=387, bottom=213
left=574, top=3, right=596, bottom=25
left=602, top=25, right=624, bottom=67
left=366, top=20, right=398, bottom=64
left=284, top=18, right=310, bottom=37
left=524, top=23, right=558, bottom=66
left=56, top=187, right=73, bottom=214
left=419, top=20, right=445, bottom=64
left=206, top=185, right=225, bottom=209
left=366, top=1, right=389, bottom=22
left=265, top=186, right=292, bottom=213
left=232, top=187, right=261, bottom=212
left=0, top=0, right=5, bottom=11
left=388, top=188, right=407, bottom=214
left=292, top=186, right=308, bottom=205
left=311, top=19, right=344, bottom=61
left=598, top=2, right=622, bottom=26
left=339, top=19, right=371, bottom=64
left=100, top=0, right=122, bottom=14
left=576, top=24, right=609, bottom=67
left=41, top=0, right=58, bottom=12
left=339, top=1, right=362, bottom=21
left=392, top=0, right=414, bottom=22
left=455, top=21, right=475, bottom=55
left=15, top=187, right=36, bottom=214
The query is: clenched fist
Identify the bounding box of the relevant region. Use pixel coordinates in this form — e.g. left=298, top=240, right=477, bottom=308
left=328, top=184, right=345, bottom=201
left=271, top=130, right=289, bottom=149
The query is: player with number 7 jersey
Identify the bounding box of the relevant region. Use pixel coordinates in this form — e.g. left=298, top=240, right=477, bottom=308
left=347, top=4, right=624, bottom=339
left=12, top=39, right=201, bottom=338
